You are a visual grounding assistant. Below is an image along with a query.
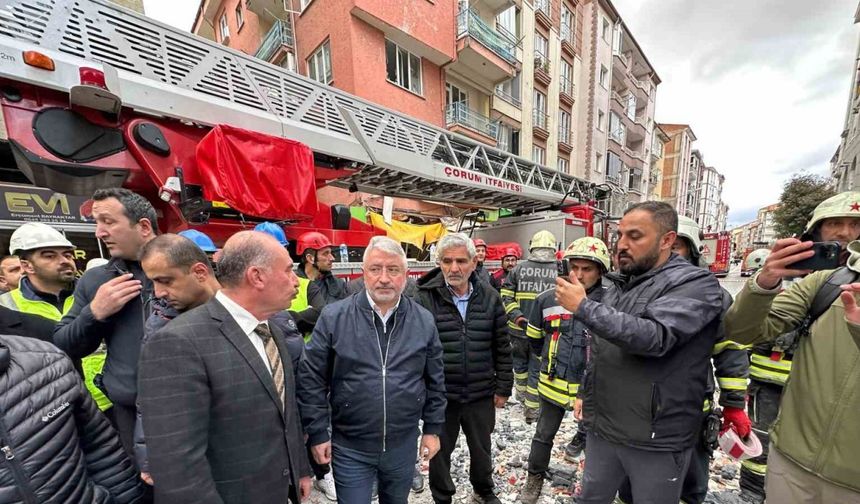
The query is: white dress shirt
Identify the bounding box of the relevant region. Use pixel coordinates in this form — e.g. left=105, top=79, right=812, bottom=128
left=366, top=291, right=401, bottom=332
left=215, top=290, right=271, bottom=373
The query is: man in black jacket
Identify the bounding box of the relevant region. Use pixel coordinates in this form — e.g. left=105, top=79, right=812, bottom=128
left=299, top=236, right=447, bottom=504
left=54, top=188, right=157, bottom=461
left=556, top=201, right=723, bottom=503
left=416, top=233, right=513, bottom=504
left=0, top=304, right=56, bottom=342
left=0, top=335, right=142, bottom=503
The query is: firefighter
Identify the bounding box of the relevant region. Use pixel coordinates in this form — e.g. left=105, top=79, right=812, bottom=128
left=501, top=230, right=559, bottom=423
left=520, top=237, right=609, bottom=504
left=616, top=216, right=750, bottom=504
left=297, top=231, right=347, bottom=308
left=490, top=248, right=519, bottom=291
left=736, top=191, right=860, bottom=504
left=0, top=222, right=112, bottom=412
left=472, top=238, right=492, bottom=285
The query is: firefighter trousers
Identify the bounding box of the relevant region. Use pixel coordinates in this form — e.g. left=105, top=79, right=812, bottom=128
left=512, top=336, right=540, bottom=409
left=739, top=379, right=783, bottom=500
left=527, top=397, right=586, bottom=476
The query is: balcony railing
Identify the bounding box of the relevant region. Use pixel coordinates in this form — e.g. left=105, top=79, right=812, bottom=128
left=560, top=74, right=574, bottom=97
left=446, top=102, right=499, bottom=139
left=558, top=126, right=571, bottom=145
left=254, top=20, right=294, bottom=63
left=457, top=8, right=517, bottom=65
left=561, top=24, right=573, bottom=46
left=494, top=86, right=521, bottom=108
left=535, top=0, right=550, bottom=17
left=533, top=109, right=548, bottom=130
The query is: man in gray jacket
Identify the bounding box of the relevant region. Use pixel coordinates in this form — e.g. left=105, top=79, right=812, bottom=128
left=556, top=201, right=723, bottom=504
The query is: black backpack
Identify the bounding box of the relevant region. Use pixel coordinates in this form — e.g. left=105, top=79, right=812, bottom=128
left=772, top=266, right=859, bottom=352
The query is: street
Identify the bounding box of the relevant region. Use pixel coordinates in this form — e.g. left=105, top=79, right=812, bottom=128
left=719, top=264, right=747, bottom=299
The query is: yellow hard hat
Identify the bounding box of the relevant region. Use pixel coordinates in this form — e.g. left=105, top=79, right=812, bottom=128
left=563, top=237, right=610, bottom=271
left=804, top=191, right=860, bottom=234
left=530, top=230, right=557, bottom=250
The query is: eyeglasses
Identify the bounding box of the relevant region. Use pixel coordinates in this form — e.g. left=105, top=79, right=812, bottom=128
left=365, top=265, right=405, bottom=277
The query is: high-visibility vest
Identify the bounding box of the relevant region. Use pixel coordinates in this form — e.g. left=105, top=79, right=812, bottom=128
left=0, top=288, right=113, bottom=411
left=289, top=276, right=310, bottom=312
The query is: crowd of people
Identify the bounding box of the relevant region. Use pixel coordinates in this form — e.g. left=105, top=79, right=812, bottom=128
left=0, top=187, right=858, bottom=504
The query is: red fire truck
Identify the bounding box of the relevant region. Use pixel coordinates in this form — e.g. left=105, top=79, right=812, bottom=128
left=0, top=0, right=600, bottom=269
left=702, top=231, right=731, bottom=277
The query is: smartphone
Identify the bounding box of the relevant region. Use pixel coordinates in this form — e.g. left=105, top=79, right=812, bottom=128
left=557, top=259, right=570, bottom=281
left=786, top=241, right=840, bottom=272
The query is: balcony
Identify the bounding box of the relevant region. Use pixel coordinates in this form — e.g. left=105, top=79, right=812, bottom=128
left=613, top=52, right=630, bottom=75
left=450, top=9, right=518, bottom=92
left=254, top=20, right=294, bottom=64
left=558, top=127, right=572, bottom=154
left=246, top=0, right=284, bottom=19
left=446, top=102, right=499, bottom=143
left=494, top=86, right=521, bottom=108
left=534, top=0, right=551, bottom=29
left=534, top=54, right=551, bottom=86
left=561, top=24, right=575, bottom=55
left=533, top=109, right=549, bottom=140
left=479, top=0, right=516, bottom=13
left=560, top=75, right=575, bottom=106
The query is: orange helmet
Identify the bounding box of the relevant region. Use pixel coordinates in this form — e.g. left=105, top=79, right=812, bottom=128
left=297, top=231, right=333, bottom=256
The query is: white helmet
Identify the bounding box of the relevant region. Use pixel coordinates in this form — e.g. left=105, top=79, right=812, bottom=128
left=676, top=216, right=703, bottom=259
left=9, top=222, right=75, bottom=255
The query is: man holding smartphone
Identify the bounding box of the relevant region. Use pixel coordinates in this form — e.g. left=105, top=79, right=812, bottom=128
left=725, top=191, right=860, bottom=504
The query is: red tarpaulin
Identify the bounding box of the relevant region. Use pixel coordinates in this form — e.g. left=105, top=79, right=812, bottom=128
left=195, top=125, right=317, bottom=220
left=486, top=242, right=524, bottom=260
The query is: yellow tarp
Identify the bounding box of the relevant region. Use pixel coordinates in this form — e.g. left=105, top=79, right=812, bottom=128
left=368, top=212, right=447, bottom=248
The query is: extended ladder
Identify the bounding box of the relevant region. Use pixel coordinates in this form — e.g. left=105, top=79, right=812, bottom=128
left=0, top=0, right=594, bottom=211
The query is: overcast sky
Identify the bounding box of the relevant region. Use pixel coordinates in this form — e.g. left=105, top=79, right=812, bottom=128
left=143, top=0, right=859, bottom=228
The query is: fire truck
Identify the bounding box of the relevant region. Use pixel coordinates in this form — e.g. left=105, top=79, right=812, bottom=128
left=702, top=231, right=730, bottom=277
left=0, top=0, right=600, bottom=273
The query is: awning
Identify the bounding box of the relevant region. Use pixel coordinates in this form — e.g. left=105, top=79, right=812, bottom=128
left=195, top=125, right=317, bottom=221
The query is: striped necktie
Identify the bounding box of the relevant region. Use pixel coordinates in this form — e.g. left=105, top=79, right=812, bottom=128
left=254, top=323, right=284, bottom=410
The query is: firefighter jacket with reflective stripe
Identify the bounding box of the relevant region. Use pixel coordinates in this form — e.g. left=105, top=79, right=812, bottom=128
left=748, top=341, right=792, bottom=386
left=725, top=269, right=860, bottom=492
left=0, top=278, right=113, bottom=411
left=526, top=284, right=604, bottom=409
left=500, top=259, right=558, bottom=338
left=707, top=288, right=749, bottom=409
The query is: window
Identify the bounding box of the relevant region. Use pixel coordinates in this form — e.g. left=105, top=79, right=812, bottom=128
left=599, top=65, right=608, bottom=88
left=607, top=152, right=622, bottom=183
left=300, top=0, right=313, bottom=10
left=626, top=94, right=636, bottom=120
left=446, top=82, right=468, bottom=107
left=495, top=72, right=521, bottom=106
left=561, top=6, right=574, bottom=43
left=535, top=33, right=548, bottom=60
left=497, top=6, right=520, bottom=40
left=602, top=17, right=611, bottom=43
left=595, top=153, right=603, bottom=173
left=497, top=124, right=520, bottom=155
left=307, top=41, right=332, bottom=84
left=533, top=90, right=547, bottom=129
left=532, top=145, right=546, bottom=165
left=597, top=110, right=605, bottom=131
left=609, top=112, right=625, bottom=143
left=385, top=40, right=423, bottom=94
left=219, top=13, right=229, bottom=41
left=560, top=60, right=573, bottom=95
left=559, top=109, right=571, bottom=144
left=235, top=3, right=244, bottom=30
left=628, top=167, right=642, bottom=191
left=558, top=157, right=569, bottom=173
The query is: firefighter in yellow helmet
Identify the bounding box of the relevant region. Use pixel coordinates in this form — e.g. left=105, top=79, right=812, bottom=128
left=731, top=191, right=860, bottom=504
left=500, top=230, right=559, bottom=423
left=520, top=237, right=609, bottom=503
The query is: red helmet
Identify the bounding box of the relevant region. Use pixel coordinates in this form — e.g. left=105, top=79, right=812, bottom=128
left=472, top=238, right=487, bottom=249
left=297, top=232, right=333, bottom=256
left=502, top=248, right=520, bottom=259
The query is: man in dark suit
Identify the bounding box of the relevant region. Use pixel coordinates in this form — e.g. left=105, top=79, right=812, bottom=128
left=138, top=231, right=312, bottom=504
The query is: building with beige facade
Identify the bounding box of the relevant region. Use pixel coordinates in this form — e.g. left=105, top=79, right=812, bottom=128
left=657, top=123, right=696, bottom=214
left=696, top=164, right=725, bottom=232
left=831, top=2, right=860, bottom=191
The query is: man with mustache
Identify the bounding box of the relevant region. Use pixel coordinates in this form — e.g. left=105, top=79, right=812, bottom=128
left=555, top=201, right=723, bottom=503
left=415, top=233, right=512, bottom=504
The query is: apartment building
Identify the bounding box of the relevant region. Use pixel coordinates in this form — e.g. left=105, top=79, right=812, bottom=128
left=648, top=124, right=668, bottom=200
left=191, top=0, right=658, bottom=215
left=657, top=123, right=696, bottom=215
left=696, top=165, right=725, bottom=232
left=831, top=2, right=860, bottom=191
left=716, top=201, right=729, bottom=233
left=755, top=203, right=780, bottom=245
